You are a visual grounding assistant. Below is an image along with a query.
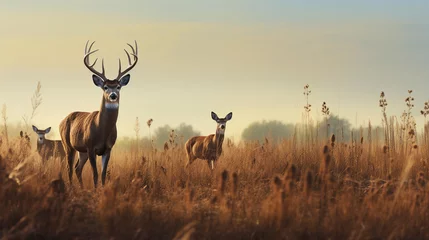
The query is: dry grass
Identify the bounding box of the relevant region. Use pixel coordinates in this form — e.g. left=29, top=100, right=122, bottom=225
left=2, top=128, right=429, bottom=240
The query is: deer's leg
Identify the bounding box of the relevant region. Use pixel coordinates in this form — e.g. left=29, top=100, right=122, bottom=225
left=101, top=149, right=111, bottom=186
left=185, top=155, right=197, bottom=168
left=185, top=142, right=195, bottom=168
left=75, top=152, right=89, bottom=187
left=58, top=143, right=66, bottom=161
left=66, top=149, right=76, bottom=184
left=88, top=150, right=98, bottom=188
left=207, top=160, right=215, bottom=171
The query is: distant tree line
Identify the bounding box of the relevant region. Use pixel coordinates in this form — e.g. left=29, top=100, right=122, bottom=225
left=116, top=123, right=201, bottom=151
left=241, top=115, right=385, bottom=144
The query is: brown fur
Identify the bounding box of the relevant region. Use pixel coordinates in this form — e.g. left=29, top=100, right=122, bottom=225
left=186, top=134, right=224, bottom=161
left=37, top=139, right=66, bottom=161
left=185, top=112, right=232, bottom=170
left=60, top=97, right=118, bottom=187
left=32, top=126, right=65, bottom=161
left=59, top=41, right=137, bottom=188
left=185, top=133, right=225, bottom=170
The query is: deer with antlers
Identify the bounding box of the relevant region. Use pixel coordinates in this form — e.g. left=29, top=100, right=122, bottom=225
left=32, top=125, right=65, bottom=161
left=59, top=41, right=138, bottom=188
left=185, top=112, right=233, bottom=170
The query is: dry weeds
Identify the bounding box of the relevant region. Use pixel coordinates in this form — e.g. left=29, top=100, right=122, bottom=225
left=1, top=128, right=429, bottom=239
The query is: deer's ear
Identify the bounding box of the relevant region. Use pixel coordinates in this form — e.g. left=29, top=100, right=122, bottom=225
left=119, top=74, right=130, bottom=86
left=225, top=112, right=233, bottom=121
left=92, top=75, right=104, bottom=87
left=211, top=112, right=219, bottom=121
left=45, top=127, right=51, bottom=134
left=32, top=125, right=38, bottom=132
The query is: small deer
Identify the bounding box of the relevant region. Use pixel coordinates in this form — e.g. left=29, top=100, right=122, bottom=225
left=60, top=41, right=138, bottom=188
left=185, top=112, right=233, bottom=170
left=32, top=125, right=66, bottom=161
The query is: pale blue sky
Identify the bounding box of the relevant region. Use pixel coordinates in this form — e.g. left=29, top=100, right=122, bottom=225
left=3, top=1, right=429, bottom=23
left=1, top=1, right=429, bottom=141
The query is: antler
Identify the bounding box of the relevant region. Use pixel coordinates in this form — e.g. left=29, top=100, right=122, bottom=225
left=83, top=41, right=107, bottom=81
left=116, top=41, right=138, bottom=80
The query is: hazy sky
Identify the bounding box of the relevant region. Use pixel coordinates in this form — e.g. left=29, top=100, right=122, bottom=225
left=1, top=1, right=429, bottom=141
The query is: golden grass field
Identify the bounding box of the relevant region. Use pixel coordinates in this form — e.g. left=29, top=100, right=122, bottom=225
left=1, top=118, right=429, bottom=240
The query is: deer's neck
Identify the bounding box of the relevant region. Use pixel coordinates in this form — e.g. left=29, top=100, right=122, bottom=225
left=213, top=133, right=225, bottom=154
left=37, top=140, right=51, bottom=152
left=97, top=97, right=119, bottom=134
left=36, top=142, right=43, bottom=152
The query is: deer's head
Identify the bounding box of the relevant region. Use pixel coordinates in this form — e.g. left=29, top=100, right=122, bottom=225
left=84, top=41, right=138, bottom=110
left=32, top=125, right=51, bottom=144
left=211, top=112, right=233, bottom=135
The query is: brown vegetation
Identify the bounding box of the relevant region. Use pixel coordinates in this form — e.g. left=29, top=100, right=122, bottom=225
left=1, top=123, right=429, bottom=239
left=2, top=85, right=429, bottom=239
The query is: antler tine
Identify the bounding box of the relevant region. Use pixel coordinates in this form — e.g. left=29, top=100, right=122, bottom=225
left=83, top=41, right=107, bottom=80
left=86, top=41, right=96, bottom=55
left=90, top=58, right=98, bottom=67
left=124, top=49, right=132, bottom=65
left=85, top=40, right=89, bottom=54
left=127, top=43, right=136, bottom=55
left=85, top=49, right=99, bottom=57
left=116, top=41, right=139, bottom=80
left=128, top=41, right=138, bottom=57
left=118, top=58, right=122, bottom=76
left=101, top=59, right=105, bottom=76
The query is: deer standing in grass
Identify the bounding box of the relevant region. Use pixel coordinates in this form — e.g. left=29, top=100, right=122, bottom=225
left=32, top=125, right=65, bottom=161
left=60, top=41, right=138, bottom=188
left=185, top=112, right=233, bottom=170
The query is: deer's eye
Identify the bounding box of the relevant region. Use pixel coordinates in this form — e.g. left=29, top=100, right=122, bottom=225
left=117, top=86, right=121, bottom=90
left=103, top=86, right=108, bottom=90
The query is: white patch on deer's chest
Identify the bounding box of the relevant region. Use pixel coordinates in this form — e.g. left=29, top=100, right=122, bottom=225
left=216, top=128, right=225, bottom=135
left=105, top=102, right=119, bottom=109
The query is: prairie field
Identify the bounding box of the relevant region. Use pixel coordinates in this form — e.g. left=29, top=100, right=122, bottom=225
left=1, top=119, right=429, bottom=240
left=2, top=1, right=429, bottom=239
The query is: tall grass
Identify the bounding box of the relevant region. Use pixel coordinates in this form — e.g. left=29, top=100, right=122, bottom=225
left=3, top=88, right=429, bottom=239
left=2, top=122, right=429, bottom=239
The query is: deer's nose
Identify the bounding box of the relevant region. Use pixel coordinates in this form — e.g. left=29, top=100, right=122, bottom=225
left=109, top=93, right=118, bottom=101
